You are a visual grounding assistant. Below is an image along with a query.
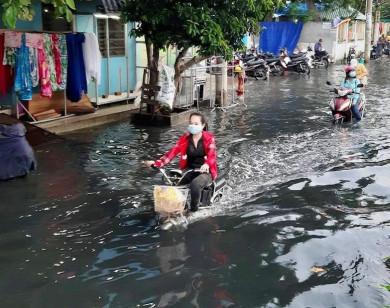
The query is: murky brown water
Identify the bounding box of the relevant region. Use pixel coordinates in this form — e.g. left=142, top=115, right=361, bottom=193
left=2, top=61, right=390, bottom=307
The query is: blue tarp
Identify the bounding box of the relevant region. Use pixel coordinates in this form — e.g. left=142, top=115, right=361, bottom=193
left=0, top=124, right=36, bottom=180
left=259, top=22, right=304, bottom=55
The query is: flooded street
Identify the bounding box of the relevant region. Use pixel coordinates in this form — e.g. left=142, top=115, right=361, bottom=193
left=2, top=62, right=390, bottom=307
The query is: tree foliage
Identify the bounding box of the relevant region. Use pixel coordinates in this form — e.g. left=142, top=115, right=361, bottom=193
left=379, top=1, right=390, bottom=19
left=289, top=0, right=364, bottom=22
left=1, top=0, right=75, bottom=28
left=121, top=0, right=283, bottom=60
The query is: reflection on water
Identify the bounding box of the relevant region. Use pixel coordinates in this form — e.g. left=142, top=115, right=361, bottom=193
left=2, top=62, right=390, bottom=306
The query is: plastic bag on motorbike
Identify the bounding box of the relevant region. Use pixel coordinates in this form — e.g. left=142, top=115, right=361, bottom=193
left=153, top=186, right=189, bottom=213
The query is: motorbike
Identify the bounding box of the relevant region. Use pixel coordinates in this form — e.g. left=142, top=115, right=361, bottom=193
left=243, top=57, right=269, bottom=80
left=327, top=81, right=366, bottom=124
left=307, top=46, right=329, bottom=68
left=257, top=52, right=285, bottom=76
left=371, top=45, right=377, bottom=59
left=280, top=48, right=310, bottom=75
left=151, top=165, right=226, bottom=230
left=346, top=46, right=356, bottom=64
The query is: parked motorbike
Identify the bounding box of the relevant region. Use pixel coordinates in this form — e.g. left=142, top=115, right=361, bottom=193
left=151, top=165, right=226, bottom=230
left=244, top=57, right=269, bottom=80
left=227, top=51, right=258, bottom=76
left=346, top=46, right=357, bottom=64
left=327, top=81, right=366, bottom=124
left=307, top=46, right=329, bottom=68
left=257, top=52, right=285, bottom=76
left=371, top=45, right=377, bottom=59
left=280, top=48, right=310, bottom=75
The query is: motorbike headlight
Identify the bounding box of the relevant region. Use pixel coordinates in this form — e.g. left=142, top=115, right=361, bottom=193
left=340, top=101, right=351, bottom=111
left=338, top=89, right=349, bottom=96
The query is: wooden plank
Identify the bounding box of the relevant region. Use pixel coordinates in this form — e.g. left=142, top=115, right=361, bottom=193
left=25, top=92, right=94, bottom=115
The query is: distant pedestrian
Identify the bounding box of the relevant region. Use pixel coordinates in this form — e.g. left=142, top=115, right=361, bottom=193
left=377, top=34, right=386, bottom=59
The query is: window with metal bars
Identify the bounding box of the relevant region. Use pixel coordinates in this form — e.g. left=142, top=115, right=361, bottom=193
left=97, top=19, right=125, bottom=57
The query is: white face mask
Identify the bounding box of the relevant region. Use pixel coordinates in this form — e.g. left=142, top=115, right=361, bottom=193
left=188, top=124, right=203, bottom=135
left=349, top=71, right=356, bottom=78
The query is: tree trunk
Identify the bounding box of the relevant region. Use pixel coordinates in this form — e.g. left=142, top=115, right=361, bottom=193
left=145, top=37, right=159, bottom=86
left=305, top=0, right=321, bottom=22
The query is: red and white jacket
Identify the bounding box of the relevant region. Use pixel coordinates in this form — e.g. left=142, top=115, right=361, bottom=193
left=154, top=131, right=218, bottom=180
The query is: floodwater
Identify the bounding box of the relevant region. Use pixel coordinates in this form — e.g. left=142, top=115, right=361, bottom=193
left=2, top=62, right=390, bottom=307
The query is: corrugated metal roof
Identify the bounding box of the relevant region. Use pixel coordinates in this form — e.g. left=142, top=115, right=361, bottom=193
left=101, top=0, right=125, bottom=13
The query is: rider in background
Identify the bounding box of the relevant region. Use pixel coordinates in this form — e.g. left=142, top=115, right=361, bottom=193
left=315, top=39, right=327, bottom=58
left=341, top=66, right=361, bottom=121
left=350, top=58, right=368, bottom=87
left=144, top=112, right=218, bottom=212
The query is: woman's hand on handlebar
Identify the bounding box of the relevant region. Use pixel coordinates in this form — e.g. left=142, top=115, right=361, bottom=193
left=143, top=160, right=155, bottom=169
left=200, top=163, right=209, bottom=174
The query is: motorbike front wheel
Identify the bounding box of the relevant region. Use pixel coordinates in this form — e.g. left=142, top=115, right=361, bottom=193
left=299, top=63, right=310, bottom=75
left=322, top=58, right=329, bottom=69
left=272, top=64, right=285, bottom=76
left=254, top=68, right=267, bottom=80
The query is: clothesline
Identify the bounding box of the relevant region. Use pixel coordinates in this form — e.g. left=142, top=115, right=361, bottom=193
left=0, top=29, right=83, bottom=34
left=1, top=31, right=101, bottom=107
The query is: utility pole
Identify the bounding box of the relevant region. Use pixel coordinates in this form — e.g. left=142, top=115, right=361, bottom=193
left=365, top=0, right=373, bottom=62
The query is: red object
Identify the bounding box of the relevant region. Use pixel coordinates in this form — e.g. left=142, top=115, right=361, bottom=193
left=0, top=34, right=14, bottom=98
left=345, top=65, right=355, bottom=74
left=379, top=22, right=383, bottom=35
left=154, top=131, right=218, bottom=179
left=52, top=34, right=62, bottom=86
left=236, top=71, right=245, bottom=95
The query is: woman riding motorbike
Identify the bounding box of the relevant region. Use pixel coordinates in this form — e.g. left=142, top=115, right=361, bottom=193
left=144, top=112, right=218, bottom=212
left=341, top=66, right=361, bottom=121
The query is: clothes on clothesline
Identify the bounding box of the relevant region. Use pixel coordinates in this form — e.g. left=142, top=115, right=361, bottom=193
left=1, top=31, right=101, bottom=102
left=0, top=34, right=14, bottom=98
left=82, top=33, right=102, bottom=85
left=66, top=33, right=88, bottom=102
left=14, top=34, right=33, bottom=100
left=4, top=32, right=22, bottom=48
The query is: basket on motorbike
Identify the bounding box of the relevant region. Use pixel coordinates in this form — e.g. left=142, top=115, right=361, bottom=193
left=153, top=185, right=189, bottom=214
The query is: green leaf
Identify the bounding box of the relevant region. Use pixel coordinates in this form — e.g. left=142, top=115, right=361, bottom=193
left=65, top=7, right=73, bottom=22
left=66, top=0, right=76, bottom=10
left=19, top=0, right=31, bottom=5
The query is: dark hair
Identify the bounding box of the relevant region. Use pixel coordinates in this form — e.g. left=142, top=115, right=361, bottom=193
left=189, top=111, right=208, bottom=131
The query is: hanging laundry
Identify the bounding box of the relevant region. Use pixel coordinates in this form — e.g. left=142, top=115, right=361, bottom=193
left=3, top=47, right=16, bottom=66
left=0, top=34, right=14, bottom=98
left=58, top=34, right=67, bottom=90
left=29, top=48, right=39, bottom=87
left=82, top=33, right=102, bottom=84
left=25, top=33, right=44, bottom=49
left=38, top=40, right=51, bottom=98
left=14, top=34, right=32, bottom=100
left=43, top=34, right=58, bottom=91
left=4, top=31, right=22, bottom=48
left=66, top=33, right=88, bottom=102
left=52, top=34, right=62, bottom=88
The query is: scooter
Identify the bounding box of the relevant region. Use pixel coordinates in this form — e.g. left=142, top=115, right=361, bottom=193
left=307, top=46, right=329, bottom=68
left=346, top=46, right=356, bottom=64
left=327, top=81, right=366, bottom=124
left=280, top=48, right=310, bottom=75
left=244, top=57, right=269, bottom=80
left=152, top=165, right=226, bottom=230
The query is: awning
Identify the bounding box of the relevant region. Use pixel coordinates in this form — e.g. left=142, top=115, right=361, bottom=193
left=102, top=0, right=125, bottom=13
